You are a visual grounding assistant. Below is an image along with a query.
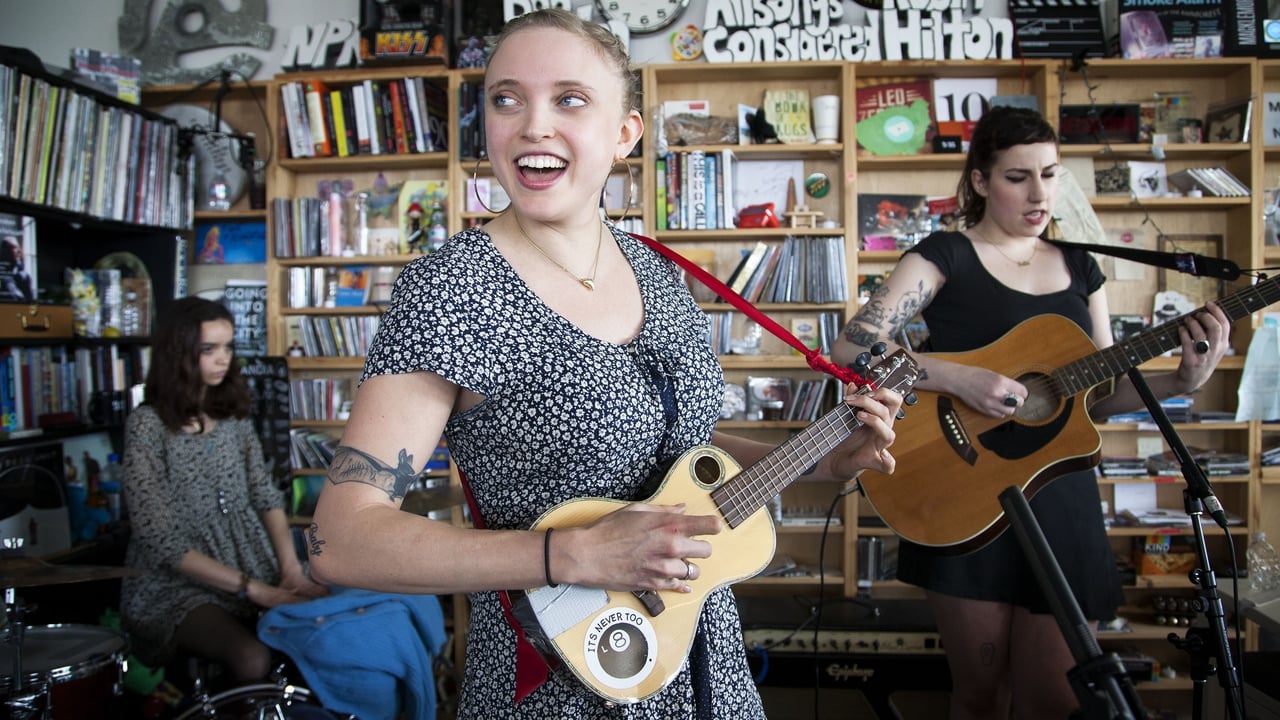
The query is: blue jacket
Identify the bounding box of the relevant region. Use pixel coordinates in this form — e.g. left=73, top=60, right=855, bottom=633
left=258, top=587, right=446, bottom=720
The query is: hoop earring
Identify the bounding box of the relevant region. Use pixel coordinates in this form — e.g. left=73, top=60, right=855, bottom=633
left=472, top=159, right=495, bottom=214
left=604, top=159, right=637, bottom=226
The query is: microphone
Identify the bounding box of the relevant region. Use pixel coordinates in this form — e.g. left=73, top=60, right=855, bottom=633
left=1048, top=240, right=1241, bottom=281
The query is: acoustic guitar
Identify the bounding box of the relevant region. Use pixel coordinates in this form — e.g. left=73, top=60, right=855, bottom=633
left=857, top=274, right=1279, bottom=554
left=519, top=350, right=919, bottom=703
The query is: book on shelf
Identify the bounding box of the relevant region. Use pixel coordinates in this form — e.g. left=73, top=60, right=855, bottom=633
left=0, top=212, right=37, bottom=303
left=303, top=79, right=333, bottom=157
left=720, top=241, right=770, bottom=298
left=70, top=47, right=140, bottom=105
left=762, top=89, right=813, bottom=145
left=222, top=279, right=268, bottom=357
left=1167, top=167, right=1249, bottom=197
left=350, top=84, right=371, bottom=155
left=330, top=266, right=372, bottom=307
left=854, top=78, right=933, bottom=156
left=687, top=150, right=707, bottom=229
left=328, top=89, right=352, bottom=157
left=457, top=81, right=485, bottom=160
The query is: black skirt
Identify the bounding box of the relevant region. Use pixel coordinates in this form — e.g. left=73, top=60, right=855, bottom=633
left=896, top=469, right=1126, bottom=621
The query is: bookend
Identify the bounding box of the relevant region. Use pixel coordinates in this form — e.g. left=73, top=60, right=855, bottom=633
left=997, top=485, right=1148, bottom=720
left=1121, top=366, right=1245, bottom=720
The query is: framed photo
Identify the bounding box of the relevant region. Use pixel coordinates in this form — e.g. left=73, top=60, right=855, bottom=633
left=1204, top=97, right=1252, bottom=143
left=194, top=219, right=267, bottom=265
left=1110, top=314, right=1148, bottom=343
left=1157, top=234, right=1223, bottom=306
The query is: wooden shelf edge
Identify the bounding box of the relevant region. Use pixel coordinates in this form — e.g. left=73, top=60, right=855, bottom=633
left=274, top=253, right=420, bottom=267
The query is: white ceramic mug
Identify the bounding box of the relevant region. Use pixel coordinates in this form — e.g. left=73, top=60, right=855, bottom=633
left=812, top=94, right=840, bottom=143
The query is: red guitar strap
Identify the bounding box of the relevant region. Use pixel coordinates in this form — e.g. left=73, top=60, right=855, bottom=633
left=451, top=232, right=871, bottom=705
left=456, top=472, right=554, bottom=704
left=631, top=233, right=872, bottom=388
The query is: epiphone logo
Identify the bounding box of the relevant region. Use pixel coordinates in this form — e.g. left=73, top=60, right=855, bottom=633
left=825, top=662, right=876, bottom=683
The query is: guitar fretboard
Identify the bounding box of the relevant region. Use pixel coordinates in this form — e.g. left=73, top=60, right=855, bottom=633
left=1053, top=274, right=1280, bottom=396
left=710, top=404, right=865, bottom=528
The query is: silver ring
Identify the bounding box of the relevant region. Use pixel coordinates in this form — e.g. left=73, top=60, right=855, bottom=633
left=1194, top=339, right=1210, bottom=355
left=682, top=560, right=693, bottom=581
left=1003, top=392, right=1019, bottom=408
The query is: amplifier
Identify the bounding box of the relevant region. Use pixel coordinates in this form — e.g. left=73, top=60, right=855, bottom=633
left=742, top=628, right=944, bottom=655
left=747, top=649, right=951, bottom=719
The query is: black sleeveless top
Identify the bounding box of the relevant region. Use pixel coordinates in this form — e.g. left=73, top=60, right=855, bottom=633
left=895, top=231, right=1125, bottom=621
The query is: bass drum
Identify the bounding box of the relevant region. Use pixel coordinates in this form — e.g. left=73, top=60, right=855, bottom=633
left=175, top=683, right=352, bottom=720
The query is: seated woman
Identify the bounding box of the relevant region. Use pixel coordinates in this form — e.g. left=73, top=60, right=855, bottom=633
left=119, top=297, right=326, bottom=683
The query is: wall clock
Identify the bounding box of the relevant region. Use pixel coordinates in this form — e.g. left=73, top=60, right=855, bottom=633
left=594, top=0, right=691, bottom=34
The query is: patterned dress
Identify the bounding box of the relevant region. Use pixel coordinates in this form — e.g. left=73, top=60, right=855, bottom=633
left=362, top=226, right=766, bottom=719
left=119, top=406, right=286, bottom=667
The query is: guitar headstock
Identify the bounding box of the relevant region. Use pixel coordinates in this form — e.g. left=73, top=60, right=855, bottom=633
left=862, top=349, right=922, bottom=408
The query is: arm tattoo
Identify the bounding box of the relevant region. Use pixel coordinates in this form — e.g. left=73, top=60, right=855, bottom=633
left=887, top=280, right=934, bottom=336
left=306, top=523, right=326, bottom=557
left=329, top=446, right=418, bottom=502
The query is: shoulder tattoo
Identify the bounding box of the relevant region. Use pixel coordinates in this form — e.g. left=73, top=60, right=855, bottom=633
left=329, top=446, right=419, bottom=502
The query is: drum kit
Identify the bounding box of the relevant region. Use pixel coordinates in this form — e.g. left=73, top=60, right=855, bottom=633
left=2, top=557, right=347, bottom=720
left=2, top=557, right=136, bottom=719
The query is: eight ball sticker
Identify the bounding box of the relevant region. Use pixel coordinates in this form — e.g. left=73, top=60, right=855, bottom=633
left=583, top=607, right=659, bottom=689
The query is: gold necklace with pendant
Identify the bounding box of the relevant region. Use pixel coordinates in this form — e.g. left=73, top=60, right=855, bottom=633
left=518, top=221, right=604, bottom=291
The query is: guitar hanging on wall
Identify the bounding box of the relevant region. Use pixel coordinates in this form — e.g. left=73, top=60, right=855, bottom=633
left=856, top=274, right=1279, bottom=555
left=518, top=348, right=920, bottom=703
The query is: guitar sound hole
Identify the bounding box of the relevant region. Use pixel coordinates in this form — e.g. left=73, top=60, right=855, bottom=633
left=1015, top=372, right=1057, bottom=423
left=692, top=453, right=723, bottom=487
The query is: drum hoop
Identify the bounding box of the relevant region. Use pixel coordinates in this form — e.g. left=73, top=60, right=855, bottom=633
left=175, top=683, right=318, bottom=719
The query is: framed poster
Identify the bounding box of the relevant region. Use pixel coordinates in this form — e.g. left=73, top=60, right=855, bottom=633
left=1157, top=234, right=1223, bottom=306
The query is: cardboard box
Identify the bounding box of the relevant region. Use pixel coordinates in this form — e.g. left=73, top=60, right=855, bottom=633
left=1136, top=533, right=1198, bottom=575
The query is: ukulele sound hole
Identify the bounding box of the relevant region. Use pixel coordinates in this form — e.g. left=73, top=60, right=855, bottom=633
left=692, top=452, right=724, bottom=488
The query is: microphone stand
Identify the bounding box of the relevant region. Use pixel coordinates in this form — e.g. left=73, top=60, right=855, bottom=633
left=1124, top=366, right=1244, bottom=720
left=998, top=486, right=1146, bottom=720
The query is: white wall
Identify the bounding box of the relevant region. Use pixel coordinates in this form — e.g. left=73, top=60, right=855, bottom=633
left=0, top=0, right=673, bottom=77
left=0, top=0, right=1031, bottom=80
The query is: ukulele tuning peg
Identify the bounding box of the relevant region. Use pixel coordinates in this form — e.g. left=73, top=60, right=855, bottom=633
left=903, top=391, right=919, bottom=407
left=870, top=342, right=888, bottom=357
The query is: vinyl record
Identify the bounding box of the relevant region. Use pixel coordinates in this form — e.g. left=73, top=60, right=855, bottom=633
left=156, top=103, right=248, bottom=209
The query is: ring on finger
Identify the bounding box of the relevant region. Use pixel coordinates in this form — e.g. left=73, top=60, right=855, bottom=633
left=682, top=560, right=693, bottom=581
left=1194, top=339, right=1210, bottom=355
left=1003, top=392, right=1019, bottom=408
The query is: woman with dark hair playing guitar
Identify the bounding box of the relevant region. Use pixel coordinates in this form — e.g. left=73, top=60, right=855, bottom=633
left=833, top=105, right=1231, bottom=719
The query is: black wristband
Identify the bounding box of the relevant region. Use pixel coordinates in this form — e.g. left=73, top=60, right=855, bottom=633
left=544, top=528, right=557, bottom=587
